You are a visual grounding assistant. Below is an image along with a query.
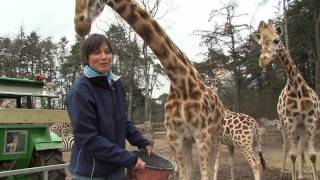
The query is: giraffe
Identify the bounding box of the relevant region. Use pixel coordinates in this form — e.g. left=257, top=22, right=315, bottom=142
left=49, top=122, right=73, bottom=137
left=252, top=20, right=319, bottom=180
left=209, top=79, right=265, bottom=180
left=74, top=1, right=224, bottom=180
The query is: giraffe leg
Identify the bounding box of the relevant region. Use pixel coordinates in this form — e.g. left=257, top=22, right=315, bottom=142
left=297, top=135, right=305, bottom=180
left=194, top=133, right=212, bottom=180
left=227, top=144, right=235, bottom=180
left=168, top=145, right=185, bottom=180
left=280, top=126, right=289, bottom=180
left=254, top=127, right=266, bottom=170
left=306, top=122, right=318, bottom=180
left=166, top=131, right=191, bottom=180
left=239, top=143, right=262, bottom=180
left=172, top=139, right=193, bottom=180
left=212, top=139, right=221, bottom=180
left=288, top=132, right=298, bottom=180
left=182, top=139, right=193, bottom=180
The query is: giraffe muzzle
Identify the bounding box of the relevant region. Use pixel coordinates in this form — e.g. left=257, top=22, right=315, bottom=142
left=74, top=16, right=92, bottom=38
left=259, top=56, right=272, bottom=68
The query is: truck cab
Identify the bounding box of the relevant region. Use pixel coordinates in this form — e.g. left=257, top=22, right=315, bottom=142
left=0, top=77, right=68, bottom=180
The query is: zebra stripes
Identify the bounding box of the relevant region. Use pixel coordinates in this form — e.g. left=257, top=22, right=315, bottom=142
left=61, top=134, right=74, bottom=152
left=49, top=123, right=74, bottom=152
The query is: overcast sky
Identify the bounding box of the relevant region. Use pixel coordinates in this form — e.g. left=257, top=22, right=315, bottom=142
left=0, top=0, right=279, bottom=97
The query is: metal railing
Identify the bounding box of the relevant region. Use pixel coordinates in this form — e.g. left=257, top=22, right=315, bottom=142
left=0, top=163, right=69, bottom=179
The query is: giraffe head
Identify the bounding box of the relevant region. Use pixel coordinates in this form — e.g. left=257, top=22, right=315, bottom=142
left=207, top=68, right=227, bottom=93
left=252, top=20, right=283, bottom=68
left=74, top=0, right=106, bottom=37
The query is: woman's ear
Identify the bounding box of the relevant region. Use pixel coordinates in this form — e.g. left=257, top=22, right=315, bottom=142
left=251, top=34, right=261, bottom=43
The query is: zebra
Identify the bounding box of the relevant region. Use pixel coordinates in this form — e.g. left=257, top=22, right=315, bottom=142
left=60, top=134, right=74, bottom=152
left=49, top=123, right=74, bottom=152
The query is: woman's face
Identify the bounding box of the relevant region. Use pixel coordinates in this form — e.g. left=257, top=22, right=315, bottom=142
left=88, top=42, right=112, bottom=75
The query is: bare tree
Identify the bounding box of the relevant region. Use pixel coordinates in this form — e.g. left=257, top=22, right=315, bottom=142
left=195, top=1, right=249, bottom=112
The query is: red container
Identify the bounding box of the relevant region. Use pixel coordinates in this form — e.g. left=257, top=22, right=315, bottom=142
left=126, top=151, right=173, bottom=180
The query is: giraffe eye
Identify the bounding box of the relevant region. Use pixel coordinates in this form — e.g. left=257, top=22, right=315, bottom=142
left=273, top=39, right=279, bottom=44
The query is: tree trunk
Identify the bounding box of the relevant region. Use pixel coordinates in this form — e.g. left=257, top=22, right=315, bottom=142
left=127, top=79, right=134, bottom=121
left=230, top=28, right=241, bottom=112
left=234, top=71, right=241, bottom=112
left=283, top=0, right=290, bottom=51
left=142, top=43, right=153, bottom=136
left=315, top=13, right=320, bottom=96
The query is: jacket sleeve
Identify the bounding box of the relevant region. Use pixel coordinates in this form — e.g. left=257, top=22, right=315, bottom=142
left=125, top=117, right=151, bottom=148
left=66, top=89, right=138, bottom=168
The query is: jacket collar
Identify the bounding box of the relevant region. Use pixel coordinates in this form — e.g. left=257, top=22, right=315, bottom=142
left=83, top=65, right=121, bottom=89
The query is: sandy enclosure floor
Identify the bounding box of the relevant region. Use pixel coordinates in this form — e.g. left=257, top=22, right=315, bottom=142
left=63, top=130, right=320, bottom=180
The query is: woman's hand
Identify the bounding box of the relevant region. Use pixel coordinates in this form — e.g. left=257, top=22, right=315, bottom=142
left=134, top=158, right=145, bottom=169
left=144, top=145, right=152, bottom=156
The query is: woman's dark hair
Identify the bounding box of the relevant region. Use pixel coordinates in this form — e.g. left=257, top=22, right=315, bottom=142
left=80, top=34, right=113, bottom=65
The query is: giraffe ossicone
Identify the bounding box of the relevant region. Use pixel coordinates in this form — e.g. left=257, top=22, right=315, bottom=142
left=74, top=1, right=224, bottom=180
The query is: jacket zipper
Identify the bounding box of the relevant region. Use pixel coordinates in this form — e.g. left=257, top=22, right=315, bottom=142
left=91, top=157, right=96, bottom=178
left=111, top=84, right=119, bottom=142
left=74, top=148, right=82, bottom=174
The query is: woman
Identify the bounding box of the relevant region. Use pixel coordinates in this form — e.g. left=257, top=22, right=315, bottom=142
left=65, top=34, right=152, bottom=180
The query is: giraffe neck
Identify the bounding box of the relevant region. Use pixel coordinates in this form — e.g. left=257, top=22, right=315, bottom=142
left=276, top=47, right=305, bottom=86
left=106, top=0, right=202, bottom=92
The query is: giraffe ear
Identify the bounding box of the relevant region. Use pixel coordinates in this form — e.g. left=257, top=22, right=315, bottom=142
left=258, top=21, right=266, bottom=30
left=267, top=19, right=274, bottom=28
left=275, top=25, right=283, bottom=36
left=251, top=34, right=261, bottom=43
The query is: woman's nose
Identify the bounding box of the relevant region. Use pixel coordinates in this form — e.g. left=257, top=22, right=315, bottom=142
left=101, top=52, right=107, bottom=59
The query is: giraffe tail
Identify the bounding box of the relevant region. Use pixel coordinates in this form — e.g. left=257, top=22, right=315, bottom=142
left=255, top=126, right=266, bottom=170
left=259, top=152, right=266, bottom=170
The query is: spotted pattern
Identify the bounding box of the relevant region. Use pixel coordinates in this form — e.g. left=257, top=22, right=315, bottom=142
left=74, top=1, right=224, bottom=180
left=220, top=109, right=265, bottom=180
left=253, top=20, right=319, bottom=180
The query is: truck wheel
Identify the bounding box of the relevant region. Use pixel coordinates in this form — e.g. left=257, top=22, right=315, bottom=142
left=29, top=149, right=66, bottom=180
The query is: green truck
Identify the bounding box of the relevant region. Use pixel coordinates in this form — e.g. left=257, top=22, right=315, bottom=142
left=0, top=77, right=69, bottom=180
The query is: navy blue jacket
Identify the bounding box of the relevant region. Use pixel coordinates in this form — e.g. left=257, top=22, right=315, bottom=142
left=65, top=74, right=150, bottom=178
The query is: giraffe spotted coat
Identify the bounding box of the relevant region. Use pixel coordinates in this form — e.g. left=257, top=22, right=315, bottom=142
left=252, top=20, right=319, bottom=180
left=74, top=1, right=224, bottom=180
left=218, top=109, right=265, bottom=180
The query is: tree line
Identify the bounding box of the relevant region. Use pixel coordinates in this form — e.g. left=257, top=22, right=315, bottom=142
left=0, top=0, right=319, bottom=124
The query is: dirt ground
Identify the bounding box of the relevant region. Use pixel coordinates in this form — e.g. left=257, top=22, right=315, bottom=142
left=63, top=129, right=320, bottom=180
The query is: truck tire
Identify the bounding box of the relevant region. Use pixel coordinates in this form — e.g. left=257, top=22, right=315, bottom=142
left=29, top=149, right=66, bottom=180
